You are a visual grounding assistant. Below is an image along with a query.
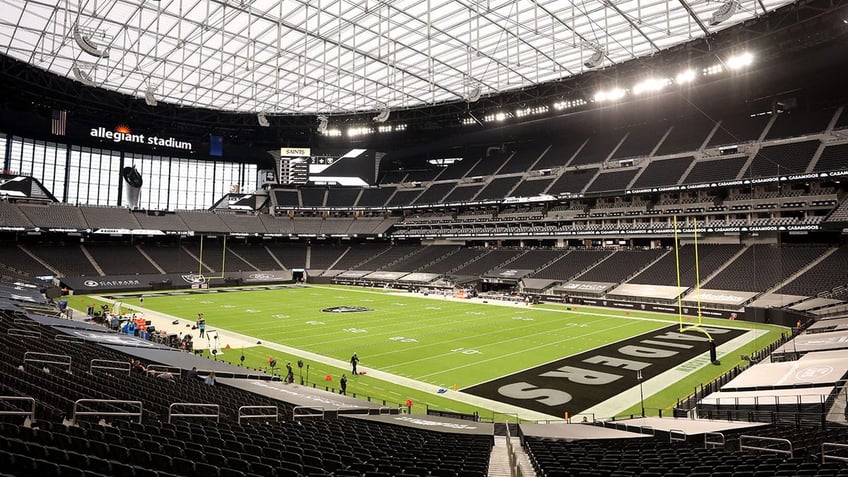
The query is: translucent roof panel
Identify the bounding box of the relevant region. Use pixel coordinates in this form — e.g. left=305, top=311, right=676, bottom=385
left=0, top=0, right=795, bottom=115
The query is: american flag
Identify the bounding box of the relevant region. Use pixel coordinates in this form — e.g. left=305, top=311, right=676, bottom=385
left=51, top=109, right=67, bottom=136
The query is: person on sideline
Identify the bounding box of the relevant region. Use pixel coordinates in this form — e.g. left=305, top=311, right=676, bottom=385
left=350, top=353, right=359, bottom=375
left=198, top=314, right=206, bottom=338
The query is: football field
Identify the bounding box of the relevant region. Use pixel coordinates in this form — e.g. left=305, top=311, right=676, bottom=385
left=76, top=285, right=785, bottom=419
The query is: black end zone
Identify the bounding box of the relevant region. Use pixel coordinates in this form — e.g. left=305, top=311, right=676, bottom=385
left=463, top=325, right=745, bottom=417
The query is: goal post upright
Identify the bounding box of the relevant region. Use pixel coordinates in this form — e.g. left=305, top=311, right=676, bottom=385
left=674, top=215, right=684, bottom=331
left=693, top=217, right=703, bottom=326
left=677, top=215, right=714, bottom=342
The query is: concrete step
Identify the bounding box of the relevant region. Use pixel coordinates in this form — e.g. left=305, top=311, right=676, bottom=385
left=487, top=436, right=513, bottom=477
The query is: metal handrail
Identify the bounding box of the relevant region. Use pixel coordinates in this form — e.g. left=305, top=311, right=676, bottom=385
left=337, top=407, right=370, bottom=416
left=0, top=396, right=36, bottom=421
left=13, top=319, right=39, bottom=327
left=55, top=334, right=85, bottom=343
left=739, top=435, right=793, bottom=458
left=198, top=370, right=236, bottom=379
left=705, top=432, right=725, bottom=449
left=493, top=412, right=520, bottom=423
left=9, top=329, right=41, bottom=338
left=168, top=403, right=220, bottom=424
left=72, top=399, right=143, bottom=424
left=822, top=443, right=848, bottom=463
left=378, top=406, right=392, bottom=415
left=90, top=359, right=131, bottom=375
left=147, top=365, right=182, bottom=376
left=237, top=405, right=278, bottom=424
left=23, top=352, right=71, bottom=370
left=505, top=422, right=517, bottom=477
left=292, top=406, right=324, bottom=420
left=669, top=429, right=687, bottom=442
left=708, top=393, right=828, bottom=408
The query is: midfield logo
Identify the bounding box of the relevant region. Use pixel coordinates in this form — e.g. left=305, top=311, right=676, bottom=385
left=321, top=306, right=373, bottom=313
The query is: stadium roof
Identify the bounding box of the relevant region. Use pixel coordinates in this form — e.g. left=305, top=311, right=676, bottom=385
left=0, top=0, right=796, bottom=116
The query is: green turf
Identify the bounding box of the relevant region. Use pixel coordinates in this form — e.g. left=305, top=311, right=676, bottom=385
left=80, top=285, right=787, bottom=419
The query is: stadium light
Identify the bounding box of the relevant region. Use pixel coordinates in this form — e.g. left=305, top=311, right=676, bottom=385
left=515, top=105, right=549, bottom=118
left=553, top=98, right=587, bottom=111
left=703, top=64, right=723, bottom=76
left=726, top=52, right=753, bottom=70
left=593, top=87, right=626, bottom=102
left=675, top=69, right=696, bottom=84
left=483, top=111, right=512, bottom=122
left=632, top=78, right=670, bottom=95
left=347, top=126, right=373, bottom=137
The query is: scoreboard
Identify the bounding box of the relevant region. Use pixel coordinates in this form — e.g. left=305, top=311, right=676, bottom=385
left=279, top=147, right=310, bottom=184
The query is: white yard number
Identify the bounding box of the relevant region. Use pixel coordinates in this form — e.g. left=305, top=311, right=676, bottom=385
left=451, top=348, right=482, bottom=355
left=343, top=328, right=368, bottom=333
left=389, top=336, right=418, bottom=343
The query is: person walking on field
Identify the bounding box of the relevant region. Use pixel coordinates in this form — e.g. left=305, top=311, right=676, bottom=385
left=350, top=353, right=359, bottom=375
left=340, top=374, right=347, bottom=395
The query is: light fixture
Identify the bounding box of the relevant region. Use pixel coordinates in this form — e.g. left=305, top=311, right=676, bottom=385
left=675, top=69, right=696, bottom=84
left=465, top=86, right=481, bottom=103
left=593, top=88, right=626, bottom=102
left=317, top=115, right=329, bottom=134
left=553, top=98, right=587, bottom=111
left=726, top=52, right=753, bottom=70
left=373, top=109, right=390, bottom=123
left=257, top=112, right=269, bottom=127
left=709, top=1, right=738, bottom=26
left=582, top=41, right=605, bottom=69
left=72, top=65, right=96, bottom=86
left=73, top=24, right=109, bottom=58
left=347, top=126, right=373, bottom=137
left=633, top=78, right=670, bottom=95
left=703, top=64, right=723, bottom=76
left=144, top=87, right=158, bottom=107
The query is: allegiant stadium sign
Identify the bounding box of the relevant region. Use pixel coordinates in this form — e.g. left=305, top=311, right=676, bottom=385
left=90, top=126, right=193, bottom=151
